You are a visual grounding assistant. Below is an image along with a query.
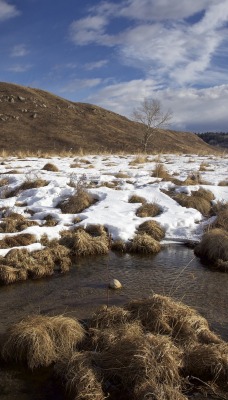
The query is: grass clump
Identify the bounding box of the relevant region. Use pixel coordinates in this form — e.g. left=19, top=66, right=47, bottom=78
left=137, top=220, right=165, bottom=241
left=0, top=233, right=36, bottom=249
left=194, top=228, right=228, bottom=271
left=136, top=202, right=161, bottom=218
left=151, top=162, right=171, bottom=180
left=211, top=202, right=228, bottom=231
left=59, top=178, right=97, bottom=214
left=0, top=213, right=38, bottom=233
left=128, top=233, right=161, bottom=254
left=126, top=294, right=221, bottom=347
left=173, top=193, right=211, bottom=216
left=128, top=194, right=146, bottom=204
left=61, top=229, right=109, bottom=257
left=0, top=265, right=27, bottom=285
left=42, top=163, right=59, bottom=172
left=1, top=315, right=85, bottom=369
left=129, top=155, right=148, bottom=165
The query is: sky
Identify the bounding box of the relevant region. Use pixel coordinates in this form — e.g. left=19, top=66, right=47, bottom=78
left=0, top=0, right=228, bottom=132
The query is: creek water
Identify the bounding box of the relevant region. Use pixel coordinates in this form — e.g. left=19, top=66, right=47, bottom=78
left=0, top=245, right=227, bottom=399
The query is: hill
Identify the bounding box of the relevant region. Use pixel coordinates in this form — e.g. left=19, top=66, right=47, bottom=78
left=197, top=132, right=228, bottom=149
left=0, top=82, right=216, bottom=154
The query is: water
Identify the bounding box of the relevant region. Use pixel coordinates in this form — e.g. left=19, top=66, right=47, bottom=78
left=0, top=245, right=227, bottom=340
left=0, top=246, right=227, bottom=399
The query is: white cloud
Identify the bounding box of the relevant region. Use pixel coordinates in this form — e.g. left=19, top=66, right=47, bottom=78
left=0, top=0, right=20, bottom=21
left=69, top=15, right=109, bottom=45
left=11, top=44, right=29, bottom=57
left=60, top=78, right=102, bottom=94
left=85, top=60, right=108, bottom=70
left=85, top=79, right=228, bottom=131
left=8, top=64, right=32, bottom=72
left=69, top=1, right=228, bottom=87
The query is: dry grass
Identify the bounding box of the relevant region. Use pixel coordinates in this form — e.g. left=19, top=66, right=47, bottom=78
left=184, top=343, right=228, bottom=385
left=194, top=228, right=228, bottom=270
left=1, top=315, right=85, bottom=369
left=211, top=201, right=228, bottom=231
left=0, top=213, right=38, bottom=233
left=151, top=162, right=171, bottom=180
left=0, top=233, right=36, bottom=249
left=59, top=189, right=96, bottom=214
left=137, top=220, right=165, bottom=241
left=0, top=265, right=27, bottom=285
left=115, top=172, right=129, bottom=178
left=129, top=155, right=148, bottom=165
left=43, top=214, right=58, bottom=226
left=84, top=224, right=107, bottom=237
left=126, top=294, right=221, bottom=347
left=191, top=187, right=215, bottom=202
left=136, top=202, right=161, bottom=217
left=65, top=229, right=110, bottom=256
left=89, top=305, right=131, bottom=330
left=128, top=194, right=146, bottom=204
left=56, top=351, right=105, bottom=400
left=128, top=233, right=161, bottom=254
left=42, top=163, right=59, bottom=172
left=173, top=193, right=211, bottom=216
left=111, top=239, right=127, bottom=252
left=218, top=180, right=228, bottom=186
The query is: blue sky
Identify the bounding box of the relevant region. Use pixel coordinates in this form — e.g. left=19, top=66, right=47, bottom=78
left=1, top=0, right=228, bottom=132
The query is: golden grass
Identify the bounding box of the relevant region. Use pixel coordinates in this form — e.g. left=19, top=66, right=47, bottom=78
left=151, top=162, right=171, bottom=180
left=128, top=233, right=161, bottom=254
left=136, top=202, right=161, bottom=217
left=0, top=265, right=27, bottom=285
left=218, top=180, right=228, bottom=186
left=115, top=172, right=129, bottom=178
left=42, top=162, right=59, bottom=172
left=128, top=194, right=146, bottom=204
left=111, top=239, right=127, bottom=252
left=173, top=193, right=211, bottom=216
left=71, top=229, right=109, bottom=256
left=184, top=343, right=228, bottom=385
left=129, top=155, right=148, bottom=165
left=126, top=294, right=221, bottom=347
left=59, top=190, right=96, bottom=214
left=0, top=233, right=36, bottom=249
left=137, top=220, right=165, bottom=241
left=211, top=202, right=228, bottom=231
left=194, top=228, right=228, bottom=270
left=191, top=187, right=215, bottom=202
left=89, top=305, right=131, bottom=330
left=2, top=315, right=85, bottom=369
left=0, top=213, right=38, bottom=233
left=85, top=224, right=107, bottom=237
left=56, top=351, right=105, bottom=400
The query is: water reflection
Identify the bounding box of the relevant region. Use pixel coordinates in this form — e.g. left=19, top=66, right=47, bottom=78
left=0, top=245, right=227, bottom=340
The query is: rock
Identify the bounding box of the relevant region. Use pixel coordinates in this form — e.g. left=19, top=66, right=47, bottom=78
left=31, top=113, right=37, bottom=118
left=9, top=97, right=15, bottom=103
left=18, top=96, right=25, bottom=101
left=109, top=279, right=122, bottom=289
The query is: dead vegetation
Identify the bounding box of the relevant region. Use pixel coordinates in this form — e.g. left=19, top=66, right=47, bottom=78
left=0, top=213, right=38, bottom=233
left=136, top=201, right=162, bottom=217
left=194, top=228, right=228, bottom=271
left=211, top=201, right=228, bottom=231
left=1, top=315, right=85, bottom=369
left=0, top=233, right=36, bottom=249
left=173, top=188, right=215, bottom=216
left=63, top=229, right=110, bottom=257
left=137, top=220, right=165, bottom=241
left=128, top=233, right=161, bottom=254
left=128, top=194, right=146, bottom=204
left=59, top=179, right=97, bottom=214
left=42, top=163, right=59, bottom=172
left=151, top=162, right=172, bottom=180
left=2, top=295, right=226, bottom=399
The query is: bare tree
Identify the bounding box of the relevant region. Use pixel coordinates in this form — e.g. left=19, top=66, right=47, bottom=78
left=132, top=98, right=172, bottom=152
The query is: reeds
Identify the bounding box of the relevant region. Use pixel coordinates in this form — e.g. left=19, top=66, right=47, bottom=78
left=194, top=228, right=228, bottom=271
left=128, top=233, right=161, bottom=254
left=137, top=220, right=165, bottom=241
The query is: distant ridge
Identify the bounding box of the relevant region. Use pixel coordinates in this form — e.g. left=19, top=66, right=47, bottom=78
left=0, top=82, right=216, bottom=154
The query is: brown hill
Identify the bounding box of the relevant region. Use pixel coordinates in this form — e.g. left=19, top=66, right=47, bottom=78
left=0, top=81, right=216, bottom=154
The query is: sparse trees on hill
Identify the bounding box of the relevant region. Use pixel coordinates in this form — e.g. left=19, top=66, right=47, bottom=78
left=132, top=98, right=172, bottom=152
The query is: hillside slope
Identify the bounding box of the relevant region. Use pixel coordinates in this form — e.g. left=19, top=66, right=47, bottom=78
left=0, top=82, right=215, bottom=154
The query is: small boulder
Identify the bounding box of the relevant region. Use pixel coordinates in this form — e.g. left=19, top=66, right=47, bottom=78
left=109, top=279, right=122, bottom=289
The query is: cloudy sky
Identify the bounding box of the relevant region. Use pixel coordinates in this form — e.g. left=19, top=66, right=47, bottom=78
left=1, top=0, right=228, bottom=132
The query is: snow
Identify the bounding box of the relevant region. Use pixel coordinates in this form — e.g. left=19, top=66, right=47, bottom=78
left=0, top=153, right=227, bottom=255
